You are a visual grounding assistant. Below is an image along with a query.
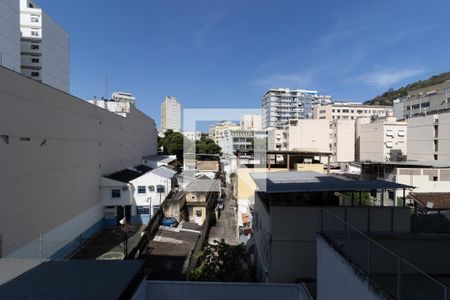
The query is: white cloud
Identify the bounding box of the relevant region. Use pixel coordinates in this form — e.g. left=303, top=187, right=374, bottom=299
left=357, top=68, right=425, bottom=88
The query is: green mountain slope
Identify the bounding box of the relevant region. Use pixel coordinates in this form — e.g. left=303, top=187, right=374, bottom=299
left=364, top=71, right=450, bottom=106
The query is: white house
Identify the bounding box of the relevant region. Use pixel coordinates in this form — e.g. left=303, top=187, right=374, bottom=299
left=101, top=165, right=177, bottom=225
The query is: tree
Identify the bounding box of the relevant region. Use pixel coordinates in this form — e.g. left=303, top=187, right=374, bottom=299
left=191, top=240, right=253, bottom=282
left=161, top=130, right=186, bottom=160
left=342, top=191, right=373, bottom=206
left=196, top=137, right=221, bottom=155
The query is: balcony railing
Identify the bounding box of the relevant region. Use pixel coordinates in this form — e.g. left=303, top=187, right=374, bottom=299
left=321, top=209, right=449, bottom=300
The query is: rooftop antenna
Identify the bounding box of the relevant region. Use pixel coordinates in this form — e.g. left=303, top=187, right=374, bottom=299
left=105, top=74, right=108, bottom=100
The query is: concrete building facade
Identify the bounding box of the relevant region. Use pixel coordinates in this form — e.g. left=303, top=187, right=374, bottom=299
left=160, top=96, right=181, bottom=131
left=262, top=88, right=332, bottom=129
left=331, top=119, right=355, bottom=163
left=20, top=0, right=70, bottom=93
left=182, top=131, right=202, bottom=142
left=359, top=117, right=407, bottom=162
left=0, top=0, right=21, bottom=71
left=313, top=102, right=393, bottom=120
left=208, top=121, right=240, bottom=145
left=286, top=119, right=331, bottom=153
left=407, top=112, right=450, bottom=162
left=0, top=66, right=157, bottom=258
left=240, top=114, right=262, bottom=130
left=394, top=81, right=450, bottom=119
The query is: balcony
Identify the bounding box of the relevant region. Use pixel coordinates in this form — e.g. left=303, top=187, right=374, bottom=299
left=319, top=210, right=450, bottom=300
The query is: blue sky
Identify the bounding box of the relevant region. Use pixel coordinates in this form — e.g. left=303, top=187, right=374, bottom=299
left=39, top=0, right=450, bottom=127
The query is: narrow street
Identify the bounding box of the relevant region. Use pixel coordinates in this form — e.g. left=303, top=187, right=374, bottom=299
left=208, top=184, right=239, bottom=245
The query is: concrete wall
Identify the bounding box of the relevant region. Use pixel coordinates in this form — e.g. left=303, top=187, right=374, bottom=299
left=317, top=236, right=385, bottom=300
left=408, top=112, right=450, bottom=161
left=253, top=202, right=411, bottom=283
left=0, top=66, right=157, bottom=257
left=132, top=281, right=311, bottom=300
left=287, top=119, right=330, bottom=152
left=360, top=120, right=407, bottom=162
left=0, top=0, right=21, bottom=71
left=334, top=119, right=355, bottom=163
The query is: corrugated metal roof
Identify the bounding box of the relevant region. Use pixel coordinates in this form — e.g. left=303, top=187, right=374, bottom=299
left=184, top=178, right=221, bottom=193
left=0, top=259, right=143, bottom=299
left=251, top=171, right=414, bottom=193
left=151, top=166, right=177, bottom=179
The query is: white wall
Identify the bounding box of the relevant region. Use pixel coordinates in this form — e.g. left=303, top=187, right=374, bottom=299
left=0, top=0, right=21, bottom=71
left=408, top=113, right=450, bottom=161
left=317, top=236, right=384, bottom=300
left=288, top=119, right=330, bottom=152
left=131, top=170, right=173, bottom=214
left=334, top=120, right=355, bottom=163
left=0, top=66, right=157, bottom=257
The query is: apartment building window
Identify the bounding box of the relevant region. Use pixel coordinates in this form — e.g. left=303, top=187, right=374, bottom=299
left=31, top=58, right=39, bottom=63
left=111, top=189, right=121, bottom=198
left=342, top=109, right=349, bottom=113
left=434, top=140, right=439, bottom=152
left=137, top=206, right=150, bottom=215
left=31, top=71, right=39, bottom=77
left=31, top=17, right=39, bottom=23
left=421, top=102, right=430, bottom=108
left=447, top=98, right=450, bottom=104
left=31, top=44, right=39, bottom=50
left=357, top=110, right=363, bottom=113
left=137, top=186, right=146, bottom=194
left=412, top=104, right=420, bottom=109
left=31, top=31, right=39, bottom=37
left=434, top=154, right=438, bottom=161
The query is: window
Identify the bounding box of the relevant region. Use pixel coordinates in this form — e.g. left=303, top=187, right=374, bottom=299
left=31, top=58, right=39, bottom=63
left=137, top=186, right=146, bottom=194
left=148, top=185, right=155, bottom=192
left=111, top=189, right=121, bottom=198
left=421, top=102, right=430, bottom=108
left=433, top=176, right=439, bottom=182
left=342, top=109, right=349, bottom=113
left=156, top=185, right=165, bottom=193
left=447, top=98, right=450, bottom=104
left=31, top=71, right=39, bottom=77
left=137, top=206, right=150, bottom=215
left=31, top=44, right=39, bottom=50
left=31, top=31, right=39, bottom=37
left=153, top=205, right=160, bottom=215
left=31, top=17, right=39, bottom=23
left=195, top=209, right=203, bottom=217
left=412, top=104, right=420, bottom=109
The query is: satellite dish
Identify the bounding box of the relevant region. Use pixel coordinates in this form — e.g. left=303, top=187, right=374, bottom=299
left=119, top=217, right=127, bottom=225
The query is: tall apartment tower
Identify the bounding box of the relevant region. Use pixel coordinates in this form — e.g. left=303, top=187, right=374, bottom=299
left=19, top=0, right=70, bottom=93
left=0, top=0, right=21, bottom=71
left=160, top=96, right=181, bottom=131
left=262, top=88, right=332, bottom=129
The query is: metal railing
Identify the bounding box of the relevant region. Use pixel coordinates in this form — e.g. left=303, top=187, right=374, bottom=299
left=321, top=209, right=449, bottom=300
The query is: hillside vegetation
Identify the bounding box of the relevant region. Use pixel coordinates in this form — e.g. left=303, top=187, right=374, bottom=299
left=364, top=71, right=450, bottom=106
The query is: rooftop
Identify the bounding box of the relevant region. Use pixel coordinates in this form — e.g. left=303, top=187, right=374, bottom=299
left=251, top=171, right=413, bottom=194
left=410, top=192, right=450, bottom=210
left=184, top=178, right=221, bottom=193
left=143, top=155, right=177, bottom=164
left=143, top=222, right=201, bottom=280
left=151, top=166, right=177, bottom=179
left=0, top=259, right=143, bottom=299
left=134, top=164, right=153, bottom=173
left=363, top=161, right=450, bottom=168
left=105, top=169, right=143, bottom=183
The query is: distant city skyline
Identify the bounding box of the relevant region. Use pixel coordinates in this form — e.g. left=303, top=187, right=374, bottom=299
left=37, top=0, right=450, bottom=126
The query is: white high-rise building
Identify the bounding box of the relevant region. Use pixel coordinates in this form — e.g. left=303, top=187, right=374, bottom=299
left=160, top=96, right=181, bottom=131
left=262, top=88, right=332, bottom=129
left=0, top=0, right=21, bottom=71
left=19, top=0, right=70, bottom=93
